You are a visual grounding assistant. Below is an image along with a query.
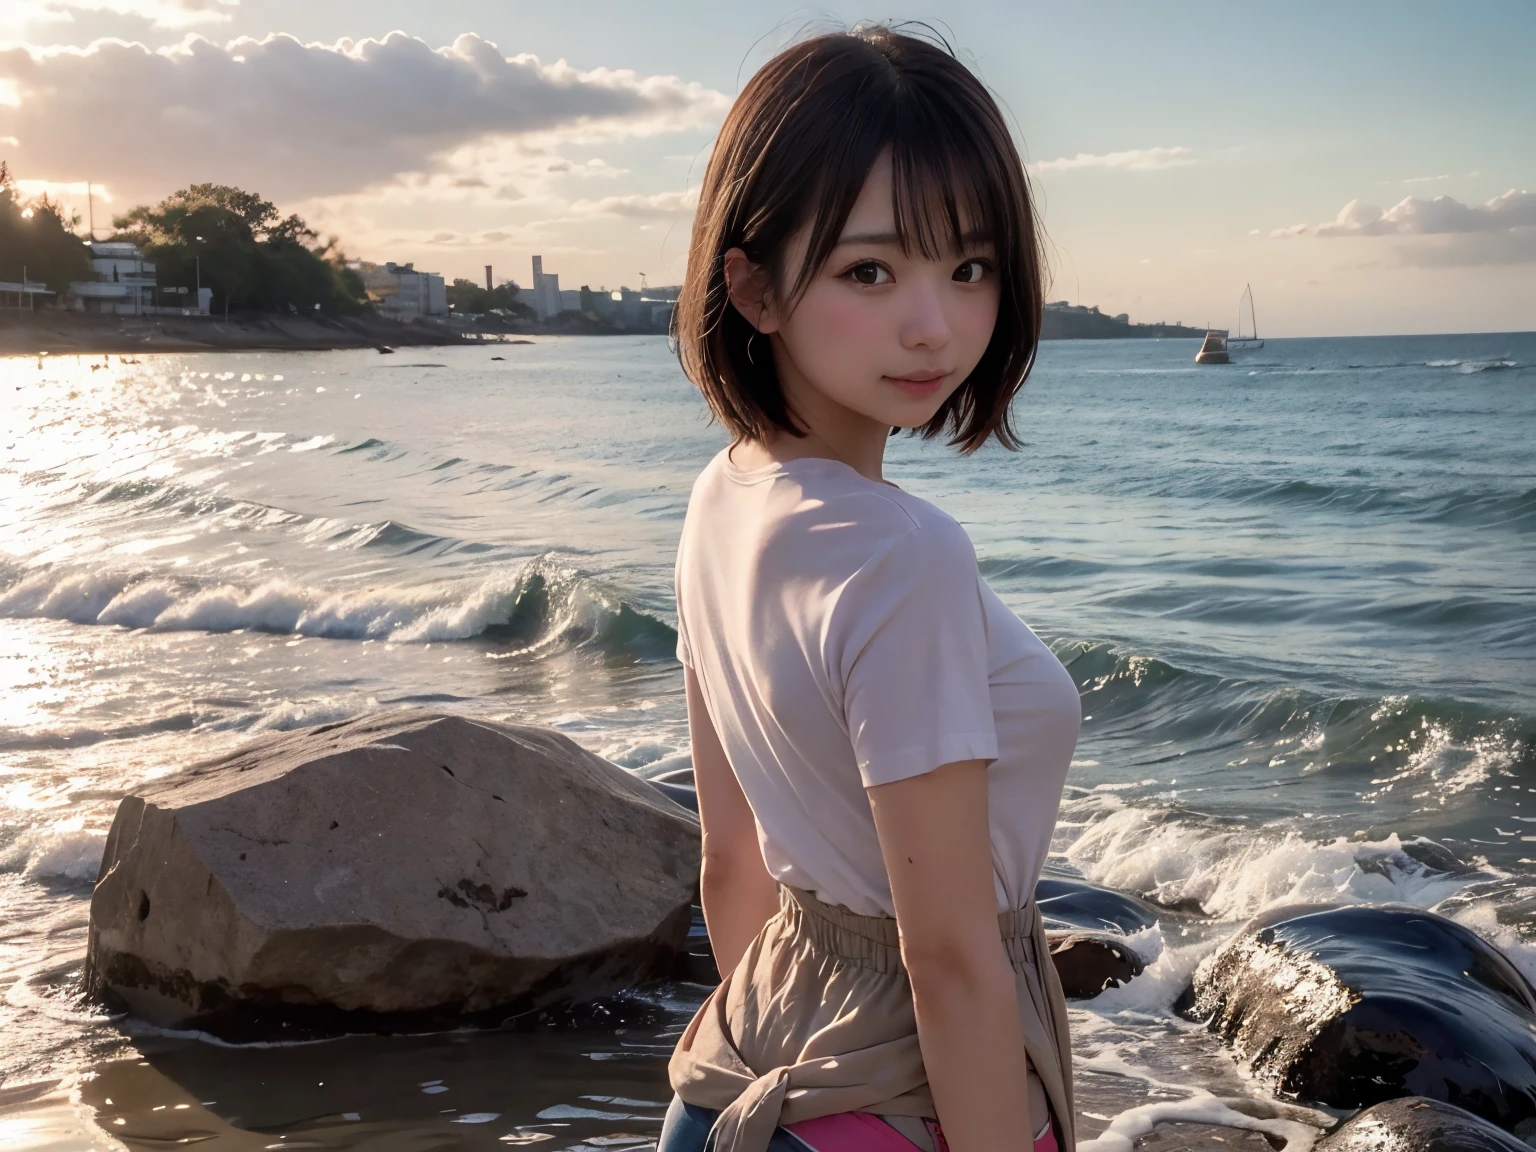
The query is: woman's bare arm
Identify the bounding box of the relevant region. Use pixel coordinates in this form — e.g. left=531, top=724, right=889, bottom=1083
left=685, top=664, right=780, bottom=976
left=868, top=760, right=1033, bottom=1151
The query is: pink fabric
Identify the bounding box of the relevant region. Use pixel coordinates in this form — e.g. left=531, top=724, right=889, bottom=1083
left=782, top=1112, right=1059, bottom=1151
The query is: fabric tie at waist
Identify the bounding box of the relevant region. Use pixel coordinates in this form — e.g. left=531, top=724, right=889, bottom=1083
left=668, top=884, right=1076, bottom=1152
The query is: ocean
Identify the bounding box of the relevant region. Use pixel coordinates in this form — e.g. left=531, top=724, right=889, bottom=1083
left=1, top=332, right=1532, bottom=1149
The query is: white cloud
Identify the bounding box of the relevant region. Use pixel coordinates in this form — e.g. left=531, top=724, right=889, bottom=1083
left=5, top=0, right=235, bottom=37
left=569, top=187, right=699, bottom=218
left=1030, top=146, right=1195, bottom=173
left=1400, top=169, right=1479, bottom=185
left=1268, top=189, right=1536, bottom=266
left=1312, top=189, right=1535, bottom=237
left=0, top=32, right=729, bottom=203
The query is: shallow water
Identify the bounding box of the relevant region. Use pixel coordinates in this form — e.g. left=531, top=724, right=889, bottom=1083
left=1, top=333, right=1532, bottom=1148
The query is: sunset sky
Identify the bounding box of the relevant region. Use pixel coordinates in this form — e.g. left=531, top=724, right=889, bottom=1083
left=2, top=0, right=1531, bottom=336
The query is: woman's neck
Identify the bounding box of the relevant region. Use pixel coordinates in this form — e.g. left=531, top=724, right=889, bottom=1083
left=739, top=355, right=891, bottom=484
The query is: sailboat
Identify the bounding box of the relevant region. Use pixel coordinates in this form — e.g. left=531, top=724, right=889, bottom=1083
left=1228, top=283, right=1263, bottom=353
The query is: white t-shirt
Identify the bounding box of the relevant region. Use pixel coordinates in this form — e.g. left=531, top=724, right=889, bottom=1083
left=674, top=447, right=1080, bottom=917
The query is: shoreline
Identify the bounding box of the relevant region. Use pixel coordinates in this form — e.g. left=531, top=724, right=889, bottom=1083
left=0, top=311, right=490, bottom=356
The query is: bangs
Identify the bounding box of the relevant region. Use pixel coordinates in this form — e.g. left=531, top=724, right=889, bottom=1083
left=779, top=76, right=1016, bottom=305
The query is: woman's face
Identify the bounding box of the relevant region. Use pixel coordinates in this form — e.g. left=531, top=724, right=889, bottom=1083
left=743, top=150, right=1001, bottom=433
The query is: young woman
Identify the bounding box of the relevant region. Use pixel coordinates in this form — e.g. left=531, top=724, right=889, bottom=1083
left=662, top=26, right=1080, bottom=1152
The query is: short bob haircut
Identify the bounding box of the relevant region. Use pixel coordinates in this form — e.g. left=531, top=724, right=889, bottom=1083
left=673, top=24, right=1045, bottom=455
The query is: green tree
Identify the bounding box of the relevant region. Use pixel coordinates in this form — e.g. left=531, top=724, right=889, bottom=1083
left=0, top=161, right=93, bottom=294
left=445, top=277, right=532, bottom=319
left=113, top=184, right=366, bottom=316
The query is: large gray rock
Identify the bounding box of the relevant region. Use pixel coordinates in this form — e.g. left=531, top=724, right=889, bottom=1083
left=85, top=710, right=700, bottom=1040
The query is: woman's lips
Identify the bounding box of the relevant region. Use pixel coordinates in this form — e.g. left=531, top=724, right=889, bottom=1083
left=884, top=371, right=949, bottom=398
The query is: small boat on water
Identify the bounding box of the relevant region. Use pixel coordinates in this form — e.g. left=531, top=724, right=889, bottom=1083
left=1196, top=330, right=1229, bottom=365
left=1228, top=283, right=1264, bottom=353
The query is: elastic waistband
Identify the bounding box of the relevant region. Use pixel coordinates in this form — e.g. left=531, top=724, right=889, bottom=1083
left=780, top=885, right=1038, bottom=974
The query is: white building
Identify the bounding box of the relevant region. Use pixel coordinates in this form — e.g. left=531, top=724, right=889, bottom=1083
left=367, top=262, right=446, bottom=320
left=531, top=255, right=564, bottom=320
left=69, top=241, right=158, bottom=315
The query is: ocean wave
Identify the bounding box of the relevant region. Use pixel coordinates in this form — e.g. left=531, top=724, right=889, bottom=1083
left=1059, top=794, right=1486, bottom=921
left=71, top=472, right=475, bottom=556
left=0, top=556, right=678, bottom=659
left=0, top=821, right=107, bottom=883
left=1426, top=358, right=1522, bottom=373
left=1224, top=476, right=1536, bottom=531
left=1053, top=639, right=1530, bottom=787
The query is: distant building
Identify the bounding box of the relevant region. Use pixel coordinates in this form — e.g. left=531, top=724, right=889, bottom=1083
left=559, top=288, right=583, bottom=313
left=69, top=241, right=158, bottom=314
left=1113, top=313, right=1129, bottom=324
left=357, top=261, right=447, bottom=320
left=0, top=277, right=54, bottom=309
left=531, top=255, right=563, bottom=320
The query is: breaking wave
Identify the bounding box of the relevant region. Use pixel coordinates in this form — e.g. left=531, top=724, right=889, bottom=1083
left=0, top=556, right=678, bottom=659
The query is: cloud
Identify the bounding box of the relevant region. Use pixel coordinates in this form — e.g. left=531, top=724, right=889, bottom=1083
left=1400, top=169, right=1479, bottom=185
left=7, top=0, right=236, bottom=37
left=1030, top=146, right=1195, bottom=173
left=0, top=32, right=729, bottom=202
left=1270, top=189, right=1536, bottom=266
left=569, top=187, right=699, bottom=218
left=1312, top=189, right=1535, bottom=237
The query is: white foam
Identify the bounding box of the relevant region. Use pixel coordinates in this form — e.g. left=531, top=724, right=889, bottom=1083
left=1075, top=1049, right=1326, bottom=1151
left=1078, top=1092, right=1320, bottom=1152
left=1081, top=939, right=1201, bottom=1018
left=1065, top=801, right=1476, bottom=921
left=249, top=695, right=376, bottom=732
left=1, top=821, right=107, bottom=883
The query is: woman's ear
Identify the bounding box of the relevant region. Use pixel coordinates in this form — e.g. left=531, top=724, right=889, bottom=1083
left=723, top=248, right=781, bottom=335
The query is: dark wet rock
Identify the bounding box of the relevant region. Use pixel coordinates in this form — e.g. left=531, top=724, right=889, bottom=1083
left=1317, top=1097, right=1533, bottom=1151
left=651, top=766, right=696, bottom=786
left=86, top=710, right=701, bottom=1041
left=1047, top=933, right=1146, bottom=999
left=650, top=778, right=698, bottom=814
left=1037, top=875, right=1158, bottom=935
left=1036, top=876, right=1157, bottom=999
left=1183, top=903, right=1536, bottom=1135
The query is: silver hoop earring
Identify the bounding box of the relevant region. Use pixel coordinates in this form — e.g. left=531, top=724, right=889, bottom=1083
left=746, top=331, right=758, bottom=366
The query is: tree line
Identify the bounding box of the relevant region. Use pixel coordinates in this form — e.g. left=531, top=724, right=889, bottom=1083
left=0, top=161, right=92, bottom=292
left=1, top=163, right=366, bottom=315
left=1, top=165, right=544, bottom=321
left=113, top=183, right=366, bottom=315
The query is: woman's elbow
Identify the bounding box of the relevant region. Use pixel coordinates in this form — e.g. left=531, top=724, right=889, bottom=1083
left=901, top=934, right=1013, bottom=999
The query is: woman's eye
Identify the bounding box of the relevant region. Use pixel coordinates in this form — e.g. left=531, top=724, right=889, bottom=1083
left=848, top=262, right=891, bottom=286
left=953, top=259, right=988, bottom=284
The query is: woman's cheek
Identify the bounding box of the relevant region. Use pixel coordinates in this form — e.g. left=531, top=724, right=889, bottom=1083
left=804, top=292, right=887, bottom=372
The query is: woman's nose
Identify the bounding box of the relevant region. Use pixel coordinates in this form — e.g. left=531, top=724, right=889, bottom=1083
left=899, top=280, right=951, bottom=350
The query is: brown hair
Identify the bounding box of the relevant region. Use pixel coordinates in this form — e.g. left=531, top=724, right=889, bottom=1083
left=673, top=24, right=1045, bottom=455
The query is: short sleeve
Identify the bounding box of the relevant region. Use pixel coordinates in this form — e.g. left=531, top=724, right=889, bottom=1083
left=837, top=520, right=997, bottom=788
left=675, top=616, right=694, bottom=668
left=673, top=541, right=694, bottom=669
